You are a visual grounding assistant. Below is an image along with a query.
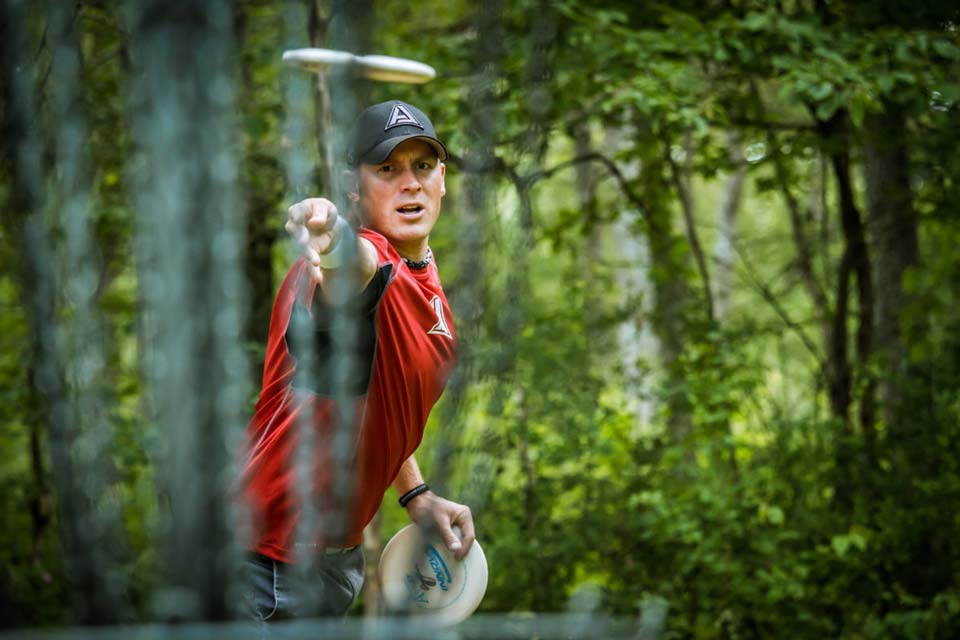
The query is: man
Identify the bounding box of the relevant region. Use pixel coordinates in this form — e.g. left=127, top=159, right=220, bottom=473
left=240, top=100, right=475, bottom=620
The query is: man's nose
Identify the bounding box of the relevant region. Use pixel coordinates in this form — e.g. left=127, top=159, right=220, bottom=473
left=399, top=167, right=422, bottom=191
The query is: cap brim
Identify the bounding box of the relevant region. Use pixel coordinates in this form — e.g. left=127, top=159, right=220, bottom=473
left=359, top=134, right=448, bottom=165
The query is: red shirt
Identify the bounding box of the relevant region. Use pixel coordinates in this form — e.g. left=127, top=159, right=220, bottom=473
left=241, top=229, right=457, bottom=562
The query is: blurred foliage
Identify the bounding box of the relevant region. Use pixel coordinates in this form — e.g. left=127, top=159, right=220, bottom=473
left=1, top=0, right=960, bottom=638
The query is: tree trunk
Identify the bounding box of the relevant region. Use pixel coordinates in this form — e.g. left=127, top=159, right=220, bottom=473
left=712, top=133, right=747, bottom=321
left=819, top=110, right=877, bottom=507
left=862, top=106, right=920, bottom=450
left=640, top=131, right=694, bottom=442
left=574, top=121, right=606, bottom=354
left=604, top=126, right=661, bottom=435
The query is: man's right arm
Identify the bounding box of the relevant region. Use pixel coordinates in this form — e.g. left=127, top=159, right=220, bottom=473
left=286, top=197, right=378, bottom=297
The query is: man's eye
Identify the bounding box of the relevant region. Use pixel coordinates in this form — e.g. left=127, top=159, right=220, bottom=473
left=378, top=165, right=394, bottom=173
left=418, top=162, right=433, bottom=170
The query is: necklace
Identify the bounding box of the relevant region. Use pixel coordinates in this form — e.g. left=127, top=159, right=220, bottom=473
left=403, top=248, right=432, bottom=270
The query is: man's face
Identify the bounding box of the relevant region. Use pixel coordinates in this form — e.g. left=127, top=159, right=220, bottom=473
left=352, top=138, right=446, bottom=259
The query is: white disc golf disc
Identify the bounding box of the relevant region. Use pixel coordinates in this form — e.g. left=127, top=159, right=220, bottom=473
left=351, top=55, right=436, bottom=84
left=379, top=524, right=488, bottom=625
left=282, top=48, right=354, bottom=73
left=282, top=48, right=436, bottom=84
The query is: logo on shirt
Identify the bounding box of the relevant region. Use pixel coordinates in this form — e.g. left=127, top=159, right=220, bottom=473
left=427, top=295, right=452, bottom=338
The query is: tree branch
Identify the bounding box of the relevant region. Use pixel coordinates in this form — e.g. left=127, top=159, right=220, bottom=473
left=530, top=152, right=653, bottom=223
left=734, top=247, right=823, bottom=365
left=723, top=116, right=817, bottom=132
left=447, top=150, right=656, bottom=231
left=749, top=78, right=831, bottom=330
left=664, top=134, right=715, bottom=323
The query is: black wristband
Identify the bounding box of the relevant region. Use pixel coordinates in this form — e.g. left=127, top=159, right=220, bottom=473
left=399, top=483, right=430, bottom=508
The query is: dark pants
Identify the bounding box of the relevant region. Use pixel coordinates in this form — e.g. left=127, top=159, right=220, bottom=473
left=243, top=548, right=365, bottom=622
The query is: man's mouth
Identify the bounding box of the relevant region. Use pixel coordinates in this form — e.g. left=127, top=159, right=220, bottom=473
left=396, top=204, right=424, bottom=215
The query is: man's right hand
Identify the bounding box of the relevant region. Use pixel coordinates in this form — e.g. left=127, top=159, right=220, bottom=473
left=286, top=197, right=340, bottom=282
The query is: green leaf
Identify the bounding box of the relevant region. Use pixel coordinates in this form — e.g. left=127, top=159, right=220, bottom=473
left=876, top=73, right=895, bottom=94
left=849, top=97, right=865, bottom=127
left=932, top=39, right=960, bottom=61
left=940, top=83, right=960, bottom=103
left=742, top=11, right=769, bottom=32
left=849, top=530, right=868, bottom=552
left=815, top=93, right=844, bottom=121
left=831, top=535, right=850, bottom=557
left=807, top=82, right=834, bottom=102
left=767, top=506, right=785, bottom=526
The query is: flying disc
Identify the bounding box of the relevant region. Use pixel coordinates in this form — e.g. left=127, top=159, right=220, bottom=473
left=379, top=524, right=488, bottom=625
left=282, top=48, right=436, bottom=84
left=351, top=55, right=436, bottom=84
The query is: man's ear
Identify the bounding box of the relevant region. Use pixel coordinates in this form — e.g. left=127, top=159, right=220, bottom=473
left=440, top=162, right=446, bottom=197
left=342, top=169, right=359, bottom=202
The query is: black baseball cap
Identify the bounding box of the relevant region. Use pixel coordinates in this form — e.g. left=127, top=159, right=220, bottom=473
left=347, top=100, right=448, bottom=166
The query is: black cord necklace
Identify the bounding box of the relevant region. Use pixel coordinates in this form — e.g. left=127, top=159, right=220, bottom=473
left=403, top=248, right=432, bottom=271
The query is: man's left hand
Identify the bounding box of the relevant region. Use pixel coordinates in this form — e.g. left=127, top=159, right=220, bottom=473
left=405, top=491, right=475, bottom=561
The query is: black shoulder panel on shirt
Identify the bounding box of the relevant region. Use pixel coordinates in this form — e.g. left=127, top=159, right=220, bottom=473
left=286, top=263, right=393, bottom=397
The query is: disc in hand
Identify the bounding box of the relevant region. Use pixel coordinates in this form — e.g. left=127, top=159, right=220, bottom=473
left=378, top=524, right=488, bottom=625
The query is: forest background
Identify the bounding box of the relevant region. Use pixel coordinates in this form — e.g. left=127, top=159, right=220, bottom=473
left=2, top=1, right=960, bottom=638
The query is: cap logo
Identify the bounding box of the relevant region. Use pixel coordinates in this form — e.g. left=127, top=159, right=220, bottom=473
left=384, top=103, right=423, bottom=131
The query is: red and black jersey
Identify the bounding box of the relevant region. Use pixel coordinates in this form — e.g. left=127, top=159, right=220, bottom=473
left=240, top=228, right=457, bottom=563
